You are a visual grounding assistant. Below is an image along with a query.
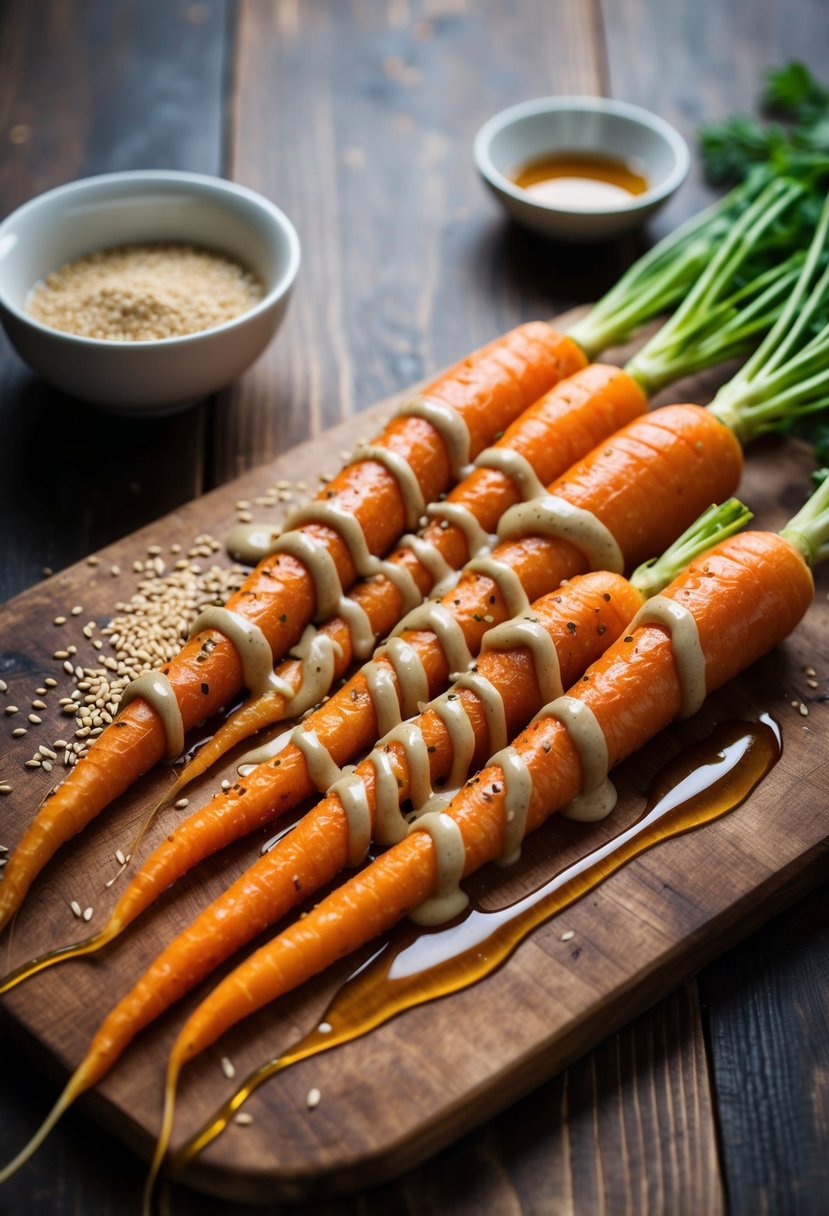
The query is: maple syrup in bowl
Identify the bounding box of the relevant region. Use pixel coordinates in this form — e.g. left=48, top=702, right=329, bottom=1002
left=474, top=96, right=689, bottom=241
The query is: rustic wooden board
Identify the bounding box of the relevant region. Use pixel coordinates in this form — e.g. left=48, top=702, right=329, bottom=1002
left=0, top=328, right=826, bottom=1204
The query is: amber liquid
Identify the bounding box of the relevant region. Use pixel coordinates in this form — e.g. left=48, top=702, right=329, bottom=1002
left=512, top=151, right=648, bottom=208
left=174, top=716, right=781, bottom=1168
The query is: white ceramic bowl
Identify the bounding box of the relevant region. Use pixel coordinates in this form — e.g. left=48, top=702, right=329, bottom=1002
left=474, top=96, right=690, bottom=242
left=0, top=170, right=301, bottom=415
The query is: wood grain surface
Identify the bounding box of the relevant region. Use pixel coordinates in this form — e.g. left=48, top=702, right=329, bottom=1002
left=0, top=337, right=826, bottom=1202
left=1, top=1, right=827, bottom=1213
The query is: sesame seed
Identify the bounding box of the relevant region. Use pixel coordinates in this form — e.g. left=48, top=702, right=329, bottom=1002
left=4, top=706, right=19, bottom=715
left=82, top=906, right=93, bottom=922
left=0, top=680, right=6, bottom=693
left=234, top=1112, right=253, bottom=1126
left=71, top=605, right=83, bottom=616
left=174, top=797, right=189, bottom=809
left=306, top=1087, right=321, bottom=1109
left=45, top=678, right=58, bottom=688
left=11, top=728, right=26, bottom=738
left=70, top=900, right=82, bottom=917
left=0, top=785, right=12, bottom=795
left=53, top=616, right=67, bottom=626
left=560, top=930, right=575, bottom=942
left=28, top=713, right=42, bottom=725
left=24, top=758, right=41, bottom=768
left=220, top=1056, right=236, bottom=1079
left=32, top=700, right=47, bottom=711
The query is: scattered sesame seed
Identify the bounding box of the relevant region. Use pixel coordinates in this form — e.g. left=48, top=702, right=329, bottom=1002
left=174, top=797, right=189, bottom=809
left=71, top=605, right=83, bottom=616
left=70, top=900, right=82, bottom=918
left=32, top=700, right=47, bottom=711
left=799, top=702, right=809, bottom=717
left=220, top=1056, right=236, bottom=1079
left=560, top=930, right=575, bottom=942
left=4, top=706, right=19, bottom=716
left=234, top=1112, right=253, bottom=1126
left=24, top=758, right=41, bottom=768
left=82, top=906, right=93, bottom=922
left=11, top=728, right=26, bottom=738
left=87, top=555, right=100, bottom=567
left=115, top=848, right=127, bottom=866
left=28, top=713, right=42, bottom=725
left=110, top=565, right=120, bottom=577
left=0, top=785, right=12, bottom=795
left=0, top=680, right=6, bottom=693
left=318, top=1022, right=332, bottom=1034
left=306, top=1087, right=321, bottom=1110
left=53, top=616, right=67, bottom=626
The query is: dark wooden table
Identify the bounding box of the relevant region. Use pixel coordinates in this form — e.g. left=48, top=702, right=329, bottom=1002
left=0, top=2, right=826, bottom=1212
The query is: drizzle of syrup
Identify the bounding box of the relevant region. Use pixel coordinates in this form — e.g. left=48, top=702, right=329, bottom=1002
left=173, top=715, right=781, bottom=1168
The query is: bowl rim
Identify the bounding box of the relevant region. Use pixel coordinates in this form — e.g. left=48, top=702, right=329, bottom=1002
left=473, top=94, right=690, bottom=217
left=0, top=169, right=301, bottom=349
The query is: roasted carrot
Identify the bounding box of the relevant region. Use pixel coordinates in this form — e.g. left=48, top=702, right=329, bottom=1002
left=130, top=493, right=822, bottom=1188
left=164, top=363, right=646, bottom=794
left=162, top=178, right=810, bottom=791
left=0, top=180, right=810, bottom=935
left=7, top=173, right=827, bottom=977
left=0, top=408, right=745, bottom=993
left=0, top=501, right=751, bottom=1178
left=0, top=322, right=583, bottom=934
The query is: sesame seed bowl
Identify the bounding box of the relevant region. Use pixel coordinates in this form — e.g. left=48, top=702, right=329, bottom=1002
left=0, top=170, right=301, bottom=415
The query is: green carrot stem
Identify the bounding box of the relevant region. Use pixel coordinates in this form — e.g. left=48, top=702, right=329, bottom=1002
left=630, top=500, right=753, bottom=600
left=708, top=192, right=829, bottom=443
left=780, top=475, right=829, bottom=566
left=567, top=178, right=760, bottom=358
left=625, top=179, right=805, bottom=394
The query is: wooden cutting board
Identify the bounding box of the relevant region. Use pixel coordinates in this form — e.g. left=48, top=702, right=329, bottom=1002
left=0, top=324, right=826, bottom=1204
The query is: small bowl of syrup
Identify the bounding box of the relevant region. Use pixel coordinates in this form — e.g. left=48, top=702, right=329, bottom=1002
left=474, top=96, right=690, bottom=242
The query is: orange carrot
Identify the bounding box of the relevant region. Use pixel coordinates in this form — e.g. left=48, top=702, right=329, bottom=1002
left=0, top=569, right=641, bottom=1182
left=168, top=363, right=647, bottom=791
left=132, top=523, right=814, bottom=1184
left=0, top=405, right=743, bottom=991
left=0, top=322, right=582, bottom=934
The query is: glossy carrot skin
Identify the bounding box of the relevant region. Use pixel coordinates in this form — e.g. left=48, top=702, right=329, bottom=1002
left=98, top=403, right=742, bottom=941
left=178, top=364, right=647, bottom=779
left=173, top=529, right=814, bottom=1063
left=65, top=572, right=641, bottom=1085
left=0, top=322, right=582, bottom=933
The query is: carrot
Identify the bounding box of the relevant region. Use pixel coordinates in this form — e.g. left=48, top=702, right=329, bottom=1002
left=9, top=168, right=827, bottom=971
left=0, top=501, right=749, bottom=1180
left=162, top=178, right=810, bottom=792
left=0, top=408, right=745, bottom=994
left=164, top=363, right=647, bottom=794
left=0, top=322, right=583, bottom=934
left=132, top=505, right=820, bottom=1189
left=1, top=506, right=754, bottom=1117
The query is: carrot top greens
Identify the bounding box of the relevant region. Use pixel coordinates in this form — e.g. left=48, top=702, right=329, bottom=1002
left=707, top=192, right=829, bottom=443
left=700, top=62, right=829, bottom=187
